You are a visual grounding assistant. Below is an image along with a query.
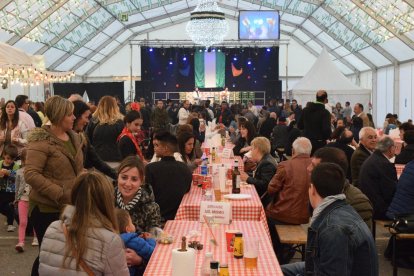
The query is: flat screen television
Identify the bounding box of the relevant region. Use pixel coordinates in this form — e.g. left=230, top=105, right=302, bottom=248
left=239, top=10, right=280, bottom=40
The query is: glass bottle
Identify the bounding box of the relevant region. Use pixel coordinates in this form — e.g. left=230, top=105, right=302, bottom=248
left=232, top=160, right=241, bottom=194
left=233, top=232, right=244, bottom=259
left=211, top=147, right=216, bottom=162
left=210, top=261, right=219, bottom=276
left=219, top=264, right=229, bottom=276
left=201, top=252, right=213, bottom=276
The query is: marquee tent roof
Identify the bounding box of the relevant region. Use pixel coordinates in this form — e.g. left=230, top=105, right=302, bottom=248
left=0, top=0, right=413, bottom=76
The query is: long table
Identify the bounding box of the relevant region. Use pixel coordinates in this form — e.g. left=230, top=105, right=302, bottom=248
left=144, top=220, right=282, bottom=276
left=175, top=184, right=270, bottom=239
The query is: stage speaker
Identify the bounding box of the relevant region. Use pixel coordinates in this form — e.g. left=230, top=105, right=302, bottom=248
left=265, top=80, right=282, bottom=101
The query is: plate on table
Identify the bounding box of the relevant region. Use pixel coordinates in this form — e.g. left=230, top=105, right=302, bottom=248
left=223, top=194, right=252, bottom=200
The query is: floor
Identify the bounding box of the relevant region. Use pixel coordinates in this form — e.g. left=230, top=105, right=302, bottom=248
left=0, top=216, right=413, bottom=275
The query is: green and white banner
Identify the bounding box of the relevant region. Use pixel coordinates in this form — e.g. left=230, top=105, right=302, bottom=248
left=194, top=51, right=225, bottom=88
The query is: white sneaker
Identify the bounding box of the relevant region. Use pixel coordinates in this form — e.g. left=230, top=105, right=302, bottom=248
left=32, top=238, right=39, bottom=246
left=7, top=225, right=15, bottom=232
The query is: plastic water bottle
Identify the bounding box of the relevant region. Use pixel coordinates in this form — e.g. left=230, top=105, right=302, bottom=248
left=204, top=187, right=213, bottom=201
left=201, top=158, right=208, bottom=175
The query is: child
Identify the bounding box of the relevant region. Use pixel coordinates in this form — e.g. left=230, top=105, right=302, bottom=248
left=14, top=148, right=37, bottom=252
left=116, top=209, right=156, bottom=276
left=0, top=144, right=20, bottom=232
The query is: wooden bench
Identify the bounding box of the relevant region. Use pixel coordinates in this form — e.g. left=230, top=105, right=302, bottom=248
left=275, top=225, right=308, bottom=261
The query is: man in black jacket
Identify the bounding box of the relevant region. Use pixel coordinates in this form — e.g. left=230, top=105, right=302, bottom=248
left=145, top=131, right=192, bottom=222
left=359, top=136, right=397, bottom=219
left=297, top=90, right=331, bottom=155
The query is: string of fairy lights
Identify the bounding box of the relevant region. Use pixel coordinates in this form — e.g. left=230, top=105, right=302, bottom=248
left=0, top=65, right=75, bottom=86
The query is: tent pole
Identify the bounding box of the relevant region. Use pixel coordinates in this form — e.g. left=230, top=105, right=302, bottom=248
left=285, top=43, right=289, bottom=100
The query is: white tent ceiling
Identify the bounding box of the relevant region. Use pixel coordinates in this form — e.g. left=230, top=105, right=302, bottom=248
left=0, top=0, right=413, bottom=76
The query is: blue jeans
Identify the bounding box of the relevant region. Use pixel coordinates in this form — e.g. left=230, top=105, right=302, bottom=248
left=281, top=261, right=305, bottom=276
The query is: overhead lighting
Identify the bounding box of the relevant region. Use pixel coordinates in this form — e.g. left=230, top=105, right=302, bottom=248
left=186, top=0, right=229, bottom=49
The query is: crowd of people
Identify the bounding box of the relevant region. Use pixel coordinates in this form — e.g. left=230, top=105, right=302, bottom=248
left=0, top=89, right=413, bottom=275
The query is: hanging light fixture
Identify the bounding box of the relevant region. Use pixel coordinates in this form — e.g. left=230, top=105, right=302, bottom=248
left=186, top=0, right=229, bottom=49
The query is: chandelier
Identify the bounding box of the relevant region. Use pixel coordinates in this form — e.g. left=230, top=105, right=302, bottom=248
left=186, top=0, right=229, bottom=49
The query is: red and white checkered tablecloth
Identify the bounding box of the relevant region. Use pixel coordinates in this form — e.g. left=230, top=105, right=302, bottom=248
left=395, top=164, right=405, bottom=179
left=174, top=184, right=270, bottom=240
left=144, top=220, right=282, bottom=276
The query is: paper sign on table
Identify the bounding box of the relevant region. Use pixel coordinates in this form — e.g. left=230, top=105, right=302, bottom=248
left=221, top=148, right=234, bottom=159
left=200, top=201, right=231, bottom=224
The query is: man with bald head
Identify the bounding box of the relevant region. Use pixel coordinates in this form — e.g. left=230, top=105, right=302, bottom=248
left=350, top=127, right=378, bottom=187
left=297, top=90, right=331, bottom=154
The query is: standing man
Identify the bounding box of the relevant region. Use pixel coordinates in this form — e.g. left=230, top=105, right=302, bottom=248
left=343, top=101, right=352, bottom=124
left=151, top=100, right=170, bottom=132
left=192, top=87, right=201, bottom=105
left=353, top=103, right=370, bottom=127
left=15, top=95, right=37, bottom=129
left=297, top=90, right=331, bottom=154
left=282, top=163, right=378, bottom=276
left=178, top=100, right=190, bottom=125
left=291, top=99, right=302, bottom=123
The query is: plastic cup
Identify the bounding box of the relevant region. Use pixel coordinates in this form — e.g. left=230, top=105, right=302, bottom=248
left=244, top=237, right=259, bottom=268
left=225, top=230, right=239, bottom=252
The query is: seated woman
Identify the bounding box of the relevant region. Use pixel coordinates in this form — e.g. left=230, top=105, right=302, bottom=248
left=240, top=137, right=277, bottom=205
left=39, top=171, right=129, bottom=275
left=233, top=120, right=256, bottom=158
left=189, top=118, right=205, bottom=144
left=178, top=131, right=202, bottom=172
left=117, top=110, right=145, bottom=161
left=115, top=156, right=162, bottom=234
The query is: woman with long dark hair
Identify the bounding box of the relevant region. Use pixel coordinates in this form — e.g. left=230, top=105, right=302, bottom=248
left=233, top=120, right=257, bottom=157
left=177, top=131, right=202, bottom=171
left=0, top=100, right=29, bottom=156
left=117, top=110, right=145, bottom=161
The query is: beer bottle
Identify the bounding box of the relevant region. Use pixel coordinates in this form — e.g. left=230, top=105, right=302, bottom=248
left=219, top=264, right=229, bottom=276
left=232, top=160, right=240, bottom=194
left=211, top=147, right=216, bottom=162
left=210, top=261, right=219, bottom=276
left=233, top=233, right=244, bottom=259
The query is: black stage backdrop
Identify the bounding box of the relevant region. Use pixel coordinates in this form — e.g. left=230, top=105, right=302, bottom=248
left=141, top=47, right=195, bottom=92
left=141, top=46, right=279, bottom=94
left=53, top=82, right=124, bottom=104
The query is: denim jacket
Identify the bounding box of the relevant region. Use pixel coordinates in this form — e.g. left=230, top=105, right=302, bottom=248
left=305, top=200, right=378, bottom=276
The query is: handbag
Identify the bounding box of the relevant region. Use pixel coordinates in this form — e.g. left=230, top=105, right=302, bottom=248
left=62, top=223, right=95, bottom=276
left=388, top=213, right=414, bottom=234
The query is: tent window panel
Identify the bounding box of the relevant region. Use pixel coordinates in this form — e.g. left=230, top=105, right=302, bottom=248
left=358, top=47, right=391, bottom=67
left=301, top=20, right=322, bottom=35
left=306, top=40, right=323, bottom=54
left=343, top=54, right=371, bottom=71
left=379, top=38, right=414, bottom=62
left=55, top=56, right=83, bottom=72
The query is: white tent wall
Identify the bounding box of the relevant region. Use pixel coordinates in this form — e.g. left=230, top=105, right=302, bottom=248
left=398, top=61, right=414, bottom=123
left=375, top=67, right=395, bottom=127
